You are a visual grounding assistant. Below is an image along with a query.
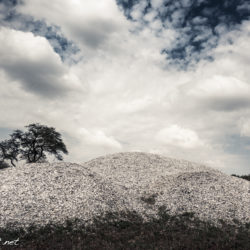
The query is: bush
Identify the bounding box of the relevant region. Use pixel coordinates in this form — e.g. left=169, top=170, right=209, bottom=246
left=0, top=161, right=11, bottom=170
left=231, top=174, right=250, bottom=181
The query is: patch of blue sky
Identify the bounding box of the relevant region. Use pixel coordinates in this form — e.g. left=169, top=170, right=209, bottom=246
left=116, top=0, right=250, bottom=68
left=0, top=0, right=80, bottom=63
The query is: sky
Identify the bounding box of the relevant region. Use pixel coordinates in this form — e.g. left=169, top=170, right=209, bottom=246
left=0, top=0, right=250, bottom=174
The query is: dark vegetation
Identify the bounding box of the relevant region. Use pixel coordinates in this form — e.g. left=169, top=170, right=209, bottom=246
left=140, top=193, right=158, bottom=205
left=231, top=174, right=250, bottom=181
left=0, top=123, right=68, bottom=168
left=0, top=161, right=10, bottom=170
left=0, top=207, right=249, bottom=250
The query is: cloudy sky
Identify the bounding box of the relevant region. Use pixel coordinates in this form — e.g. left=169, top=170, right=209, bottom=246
left=0, top=0, right=250, bottom=174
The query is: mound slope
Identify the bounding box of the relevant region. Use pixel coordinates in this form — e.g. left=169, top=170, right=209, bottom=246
left=0, top=152, right=249, bottom=229
left=0, top=162, right=126, bottom=229
left=84, top=152, right=249, bottom=224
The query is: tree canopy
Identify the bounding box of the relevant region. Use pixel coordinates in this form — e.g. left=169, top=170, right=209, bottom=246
left=0, top=123, right=68, bottom=167
left=0, top=138, right=19, bottom=167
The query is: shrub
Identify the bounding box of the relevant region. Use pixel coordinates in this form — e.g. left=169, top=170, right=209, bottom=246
left=0, top=161, right=11, bottom=170
left=231, top=174, right=250, bottom=181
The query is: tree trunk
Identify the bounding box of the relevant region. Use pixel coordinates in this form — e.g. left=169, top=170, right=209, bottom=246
left=10, top=159, right=16, bottom=167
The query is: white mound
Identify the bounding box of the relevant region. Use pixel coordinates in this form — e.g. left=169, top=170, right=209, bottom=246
left=0, top=152, right=249, bottom=229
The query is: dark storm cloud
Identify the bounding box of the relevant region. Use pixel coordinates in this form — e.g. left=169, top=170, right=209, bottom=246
left=0, top=54, right=69, bottom=98
left=116, top=0, right=140, bottom=18
left=0, top=0, right=22, bottom=18
left=10, top=65, right=65, bottom=97
left=0, top=0, right=79, bottom=62
left=203, top=97, right=250, bottom=112
left=0, top=0, right=72, bottom=98
left=70, top=19, right=120, bottom=49
left=117, top=0, right=250, bottom=68
left=0, top=0, right=20, bottom=7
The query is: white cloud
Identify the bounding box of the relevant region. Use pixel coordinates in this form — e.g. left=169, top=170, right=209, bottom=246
left=116, top=96, right=153, bottom=114
left=239, top=118, right=250, bottom=137
left=184, top=75, right=250, bottom=111
left=130, top=2, right=149, bottom=21
left=0, top=27, right=81, bottom=97
left=0, top=1, right=250, bottom=174
left=19, top=0, right=129, bottom=53
left=156, top=125, right=203, bottom=148
left=79, top=128, right=122, bottom=149
left=144, top=10, right=158, bottom=22
left=151, top=0, right=164, bottom=9
left=187, top=75, right=249, bottom=98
